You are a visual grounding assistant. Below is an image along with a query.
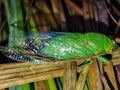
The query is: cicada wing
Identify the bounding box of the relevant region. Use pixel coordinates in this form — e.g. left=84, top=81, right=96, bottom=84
left=0, top=46, right=60, bottom=64
left=3, top=52, right=48, bottom=64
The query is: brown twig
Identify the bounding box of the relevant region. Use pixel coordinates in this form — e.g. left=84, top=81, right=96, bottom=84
left=64, top=0, right=83, bottom=16
left=98, top=61, right=111, bottom=90
left=89, top=59, right=98, bottom=90
left=31, top=6, right=48, bottom=31
left=75, top=65, right=89, bottom=90
left=115, top=19, right=120, bottom=35
left=115, top=65, right=120, bottom=85
left=112, top=6, right=120, bottom=17
left=0, top=62, right=64, bottom=89
left=63, top=61, right=77, bottom=90
left=96, top=61, right=104, bottom=90
left=24, top=0, right=35, bottom=22
left=112, top=47, right=120, bottom=65
left=102, top=1, right=119, bottom=26
left=35, top=81, right=48, bottom=90
left=104, top=61, right=118, bottom=90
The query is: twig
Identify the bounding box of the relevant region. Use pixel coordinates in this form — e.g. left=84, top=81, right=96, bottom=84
left=102, top=1, right=119, bottom=26
left=64, top=0, right=83, bottom=16
left=112, top=6, right=120, bottom=16
left=100, top=75, right=111, bottom=90
left=98, top=61, right=111, bottom=90
left=0, top=19, right=7, bottom=32
left=104, top=61, right=118, bottom=90
left=75, top=65, right=89, bottom=90
left=24, top=0, right=35, bottom=22
left=89, top=59, right=97, bottom=90
left=96, top=61, right=103, bottom=90
left=0, top=69, right=64, bottom=89
left=63, top=61, right=77, bottom=90
left=115, top=19, right=120, bottom=35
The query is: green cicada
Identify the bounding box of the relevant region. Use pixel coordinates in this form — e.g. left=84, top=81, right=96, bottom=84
left=0, top=32, right=118, bottom=64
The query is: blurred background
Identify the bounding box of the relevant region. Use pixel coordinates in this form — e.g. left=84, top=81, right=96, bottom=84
left=0, top=0, right=120, bottom=90
left=0, top=0, right=120, bottom=44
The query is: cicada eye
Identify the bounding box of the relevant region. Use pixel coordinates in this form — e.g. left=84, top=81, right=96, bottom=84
left=112, top=40, right=118, bottom=49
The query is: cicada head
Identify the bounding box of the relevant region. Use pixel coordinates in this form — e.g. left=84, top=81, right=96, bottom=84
left=106, top=39, right=118, bottom=54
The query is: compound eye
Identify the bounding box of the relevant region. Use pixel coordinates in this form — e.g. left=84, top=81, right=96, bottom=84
left=112, top=40, right=118, bottom=49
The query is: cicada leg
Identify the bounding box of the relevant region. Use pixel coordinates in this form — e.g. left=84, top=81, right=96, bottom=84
left=80, top=59, right=93, bottom=68
left=97, top=56, right=110, bottom=64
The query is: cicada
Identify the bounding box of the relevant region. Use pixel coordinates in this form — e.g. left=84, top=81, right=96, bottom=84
left=0, top=32, right=118, bottom=64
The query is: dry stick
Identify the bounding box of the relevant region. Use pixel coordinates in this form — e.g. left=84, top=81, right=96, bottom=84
left=36, top=1, right=59, bottom=30
left=64, top=0, right=83, bottom=16
left=82, top=0, right=90, bottom=19
left=98, top=61, right=111, bottom=90
left=112, top=47, right=120, bottom=66
left=112, top=47, right=120, bottom=55
left=50, top=0, right=62, bottom=31
left=51, top=0, right=67, bottom=31
left=0, top=89, right=7, bottom=90
left=92, top=1, right=99, bottom=27
left=75, top=65, right=89, bottom=90
left=51, top=0, right=59, bottom=14
left=89, top=2, right=97, bottom=32
left=31, top=6, right=43, bottom=31
left=33, top=1, right=48, bottom=31
left=96, top=61, right=104, bottom=90
left=0, top=64, right=64, bottom=80
left=112, top=6, right=120, bottom=17
left=35, top=81, right=48, bottom=90
left=90, top=1, right=102, bottom=32
left=113, top=53, right=120, bottom=58
left=0, top=63, right=64, bottom=73
left=63, top=61, right=77, bottom=90
left=0, top=64, right=81, bottom=80
left=112, top=58, right=120, bottom=66
left=0, top=69, right=64, bottom=89
left=0, top=49, right=119, bottom=89
left=107, top=9, right=119, bottom=25
left=115, top=65, right=120, bottom=85
left=23, top=0, right=34, bottom=23
left=89, top=59, right=97, bottom=90
left=102, top=1, right=119, bottom=26
left=0, top=61, right=83, bottom=89
left=115, top=19, right=120, bottom=35
left=0, top=55, right=96, bottom=71
left=82, top=0, right=92, bottom=32
left=71, top=62, right=77, bottom=89
left=0, top=62, right=38, bottom=69
left=104, top=61, right=118, bottom=90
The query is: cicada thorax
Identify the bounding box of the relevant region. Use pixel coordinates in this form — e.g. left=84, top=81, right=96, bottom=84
left=83, top=33, right=115, bottom=55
